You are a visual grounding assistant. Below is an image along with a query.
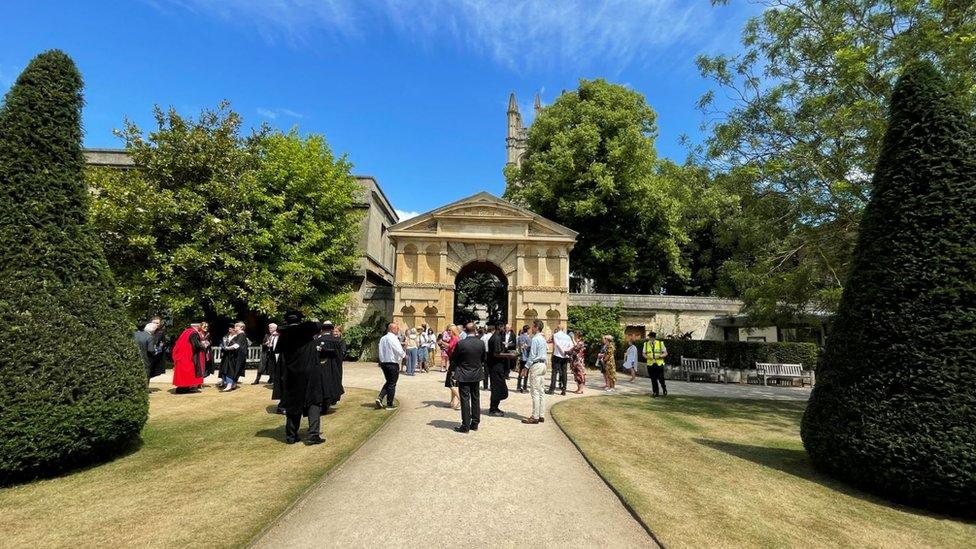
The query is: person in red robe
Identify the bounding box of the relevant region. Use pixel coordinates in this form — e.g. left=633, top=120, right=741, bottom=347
left=172, top=324, right=206, bottom=393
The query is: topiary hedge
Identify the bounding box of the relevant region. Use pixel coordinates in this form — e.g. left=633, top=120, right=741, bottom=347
left=801, top=62, right=976, bottom=515
left=660, top=339, right=820, bottom=371
left=0, top=50, right=148, bottom=483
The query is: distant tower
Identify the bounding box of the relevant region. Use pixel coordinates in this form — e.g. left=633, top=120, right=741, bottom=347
left=506, top=92, right=528, bottom=167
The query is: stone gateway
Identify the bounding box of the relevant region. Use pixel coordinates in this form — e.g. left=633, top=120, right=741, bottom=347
left=389, top=192, right=576, bottom=331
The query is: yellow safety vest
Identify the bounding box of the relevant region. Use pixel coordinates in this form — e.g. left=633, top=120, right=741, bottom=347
left=643, top=339, right=666, bottom=366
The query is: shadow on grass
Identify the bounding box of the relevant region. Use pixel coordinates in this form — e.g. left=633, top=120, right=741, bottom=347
left=0, top=437, right=145, bottom=488
left=254, top=427, right=287, bottom=443
left=608, top=394, right=805, bottom=429
left=694, top=438, right=974, bottom=522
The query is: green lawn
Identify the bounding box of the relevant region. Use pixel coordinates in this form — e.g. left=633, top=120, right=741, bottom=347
left=552, top=395, right=975, bottom=549
left=0, top=384, right=394, bottom=548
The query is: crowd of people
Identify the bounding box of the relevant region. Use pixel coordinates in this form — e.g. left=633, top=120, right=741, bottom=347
left=134, top=312, right=669, bottom=441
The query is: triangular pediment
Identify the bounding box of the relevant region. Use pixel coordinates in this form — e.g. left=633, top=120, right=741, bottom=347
left=389, top=191, right=577, bottom=239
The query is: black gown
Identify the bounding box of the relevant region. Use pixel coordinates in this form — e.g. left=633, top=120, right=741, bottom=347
left=314, top=332, right=346, bottom=408
left=488, top=332, right=510, bottom=408
left=278, top=320, right=326, bottom=415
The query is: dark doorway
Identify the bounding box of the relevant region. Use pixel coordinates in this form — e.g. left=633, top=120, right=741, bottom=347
left=453, top=261, right=508, bottom=326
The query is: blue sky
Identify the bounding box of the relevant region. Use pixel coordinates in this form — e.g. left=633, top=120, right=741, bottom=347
left=0, top=1, right=759, bottom=219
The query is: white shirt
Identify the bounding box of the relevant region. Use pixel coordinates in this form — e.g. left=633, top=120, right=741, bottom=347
left=378, top=332, right=406, bottom=364
left=481, top=332, right=492, bottom=351
left=623, top=344, right=638, bottom=369
left=552, top=330, right=573, bottom=358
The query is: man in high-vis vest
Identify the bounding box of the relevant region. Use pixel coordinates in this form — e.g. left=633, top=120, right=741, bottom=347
left=643, top=331, right=668, bottom=397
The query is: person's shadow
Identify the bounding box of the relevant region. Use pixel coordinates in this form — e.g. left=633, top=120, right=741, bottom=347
left=420, top=400, right=453, bottom=409
left=255, top=427, right=287, bottom=442
left=427, top=419, right=459, bottom=430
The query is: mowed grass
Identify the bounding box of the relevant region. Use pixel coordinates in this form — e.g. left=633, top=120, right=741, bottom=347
left=0, top=384, right=393, bottom=549
left=551, top=395, right=975, bottom=549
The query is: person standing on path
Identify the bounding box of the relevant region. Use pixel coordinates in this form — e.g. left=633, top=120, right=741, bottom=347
left=480, top=325, right=493, bottom=390
left=405, top=327, right=419, bottom=376
left=487, top=321, right=511, bottom=416
left=516, top=326, right=531, bottom=393
left=376, top=323, right=405, bottom=409
left=443, top=325, right=462, bottom=409
left=599, top=335, right=617, bottom=392
left=622, top=337, right=639, bottom=383
left=134, top=320, right=155, bottom=381
left=569, top=331, right=587, bottom=394
left=549, top=325, right=573, bottom=395
left=450, top=323, right=485, bottom=433
left=523, top=319, right=548, bottom=424
left=643, top=331, right=668, bottom=397
left=277, top=312, right=325, bottom=445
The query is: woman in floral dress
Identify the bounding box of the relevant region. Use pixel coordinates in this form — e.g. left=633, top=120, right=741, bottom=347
left=569, top=331, right=587, bottom=394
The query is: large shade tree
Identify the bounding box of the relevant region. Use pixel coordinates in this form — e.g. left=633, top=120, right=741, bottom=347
left=504, top=79, right=734, bottom=294
left=87, top=104, right=362, bottom=327
left=700, top=0, right=976, bottom=320
left=801, top=62, right=976, bottom=513
left=0, top=51, right=148, bottom=482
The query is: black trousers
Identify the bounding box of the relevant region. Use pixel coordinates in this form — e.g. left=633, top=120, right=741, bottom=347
left=482, top=363, right=489, bottom=390
left=650, top=364, right=667, bottom=395
left=549, top=356, right=568, bottom=392
left=489, top=363, right=510, bottom=411
left=458, top=381, right=481, bottom=428
left=378, top=362, right=400, bottom=406
left=285, top=404, right=321, bottom=442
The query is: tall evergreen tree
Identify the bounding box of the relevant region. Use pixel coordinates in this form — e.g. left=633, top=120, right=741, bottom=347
left=801, top=61, right=976, bottom=513
left=0, top=50, right=148, bottom=482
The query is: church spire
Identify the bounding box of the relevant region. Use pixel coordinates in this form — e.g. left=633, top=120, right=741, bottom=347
left=534, top=93, right=541, bottom=115
left=506, top=92, right=526, bottom=167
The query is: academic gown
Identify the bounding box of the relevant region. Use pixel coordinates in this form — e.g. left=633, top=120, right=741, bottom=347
left=172, top=327, right=205, bottom=388
left=277, top=320, right=326, bottom=415
left=488, top=331, right=510, bottom=406
left=218, top=333, right=249, bottom=381
left=314, top=332, right=346, bottom=407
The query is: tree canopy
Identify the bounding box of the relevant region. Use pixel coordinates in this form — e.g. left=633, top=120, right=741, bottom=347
left=87, top=103, right=362, bottom=327
left=699, top=0, right=976, bottom=320
left=505, top=78, right=734, bottom=294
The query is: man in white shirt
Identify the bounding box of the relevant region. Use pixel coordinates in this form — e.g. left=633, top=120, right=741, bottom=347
left=376, top=323, right=406, bottom=409
left=522, top=319, right=549, bottom=424
left=480, top=325, right=494, bottom=390
left=549, top=325, right=573, bottom=396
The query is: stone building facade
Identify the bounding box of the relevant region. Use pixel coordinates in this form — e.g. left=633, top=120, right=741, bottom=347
left=388, top=192, right=576, bottom=332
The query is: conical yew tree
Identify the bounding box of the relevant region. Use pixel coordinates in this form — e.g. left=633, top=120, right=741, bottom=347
left=801, top=61, right=976, bottom=513
left=0, top=50, right=148, bottom=482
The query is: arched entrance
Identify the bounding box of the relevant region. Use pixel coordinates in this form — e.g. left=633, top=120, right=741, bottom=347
left=388, top=192, right=576, bottom=332
left=453, top=261, right=508, bottom=326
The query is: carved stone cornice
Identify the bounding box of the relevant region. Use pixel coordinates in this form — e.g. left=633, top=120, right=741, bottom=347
left=514, top=285, right=569, bottom=292
left=395, top=282, right=454, bottom=290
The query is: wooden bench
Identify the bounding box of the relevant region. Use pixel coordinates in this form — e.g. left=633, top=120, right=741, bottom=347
left=212, top=346, right=262, bottom=364
left=755, top=362, right=814, bottom=387
left=677, top=357, right=726, bottom=383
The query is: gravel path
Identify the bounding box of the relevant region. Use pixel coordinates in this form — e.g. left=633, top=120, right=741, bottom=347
left=152, top=363, right=808, bottom=547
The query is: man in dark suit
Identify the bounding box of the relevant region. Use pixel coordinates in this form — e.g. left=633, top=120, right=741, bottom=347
left=450, top=323, right=485, bottom=433
left=487, top=322, right=511, bottom=416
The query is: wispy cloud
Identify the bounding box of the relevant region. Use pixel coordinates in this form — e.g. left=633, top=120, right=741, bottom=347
left=257, top=107, right=305, bottom=120
left=394, top=209, right=420, bottom=221
left=154, top=0, right=717, bottom=73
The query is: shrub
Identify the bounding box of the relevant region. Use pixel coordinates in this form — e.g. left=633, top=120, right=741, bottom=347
left=568, top=303, right=625, bottom=362
left=0, top=51, right=148, bottom=483
left=801, top=62, right=976, bottom=514
left=661, top=339, right=820, bottom=371
left=344, top=311, right=387, bottom=361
